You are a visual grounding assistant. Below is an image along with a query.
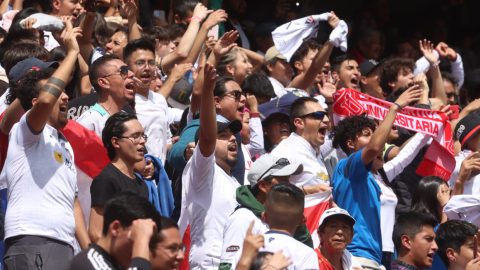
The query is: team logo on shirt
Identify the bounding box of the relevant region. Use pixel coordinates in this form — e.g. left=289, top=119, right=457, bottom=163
left=226, top=245, right=240, bottom=252
left=305, top=15, right=315, bottom=24
left=268, top=237, right=275, bottom=243
left=54, top=151, right=63, bottom=163
left=316, top=173, right=329, bottom=183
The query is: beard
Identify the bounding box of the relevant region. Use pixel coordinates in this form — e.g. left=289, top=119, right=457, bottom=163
left=225, top=154, right=238, bottom=168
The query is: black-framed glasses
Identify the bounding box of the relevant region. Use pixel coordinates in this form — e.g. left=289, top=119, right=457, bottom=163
left=156, top=244, right=186, bottom=257
left=103, top=65, right=133, bottom=80
left=258, top=158, right=290, bottom=181
left=219, top=90, right=246, bottom=101
left=298, top=111, right=327, bottom=120
left=118, top=134, right=148, bottom=144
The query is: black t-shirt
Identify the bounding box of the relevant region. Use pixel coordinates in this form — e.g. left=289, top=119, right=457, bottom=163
left=90, top=163, right=149, bottom=207
left=68, top=92, right=136, bottom=121
left=66, top=243, right=151, bottom=270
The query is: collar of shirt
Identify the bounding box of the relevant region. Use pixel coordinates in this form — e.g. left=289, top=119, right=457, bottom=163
left=268, top=76, right=285, bottom=89
left=391, top=260, right=420, bottom=270
left=289, top=132, right=319, bottom=157
left=46, top=124, right=68, bottom=144
left=216, top=114, right=228, bottom=123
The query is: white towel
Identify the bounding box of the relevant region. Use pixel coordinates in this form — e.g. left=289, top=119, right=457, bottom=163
left=272, top=13, right=349, bottom=61
left=20, top=13, right=64, bottom=32
left=443, top=195, right=480, bottom=227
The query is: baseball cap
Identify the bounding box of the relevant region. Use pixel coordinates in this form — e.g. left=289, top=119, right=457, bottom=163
left=265, top=46, right=286, bottom=62
left=455, top=114, right=480, bottom=150
left=167, top=77, right=192, bottom=110
left=194, top=120, right=243, bottom=144
left=318, top=208, right=356, bottom=229
left=359, top=60, right=377, bottom=77
left=258, top=93, right=298, bottom=123
left=8, top=57, right=59, bottom=87
left=247, top=155, right=303, bottom=187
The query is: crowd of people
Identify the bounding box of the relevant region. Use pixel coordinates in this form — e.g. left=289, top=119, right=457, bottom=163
left=0, top=0, right=478, bottom=269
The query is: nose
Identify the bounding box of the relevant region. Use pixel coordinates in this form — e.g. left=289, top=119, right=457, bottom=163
left=432, top=240, right=438, bottom=252
left=105, top=42, right=113, bottom=50
left=127, top=69, right=135, bottom=78
left=323, top=114, right=330, bottom=124
left=178, top=248, right=185, bottom=260
left=76, top=2, right=82, bottom=9
left=61, top=92, right=69, bottom=101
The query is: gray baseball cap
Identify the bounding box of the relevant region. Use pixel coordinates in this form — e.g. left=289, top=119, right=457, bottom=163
left=247, top=155, right=303, bottom=187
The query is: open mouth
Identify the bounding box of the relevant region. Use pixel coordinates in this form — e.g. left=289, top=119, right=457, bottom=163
left=59, top=103, right=68, bottom=114
left=427, top=253, right=434, bottom=261
left=125, top=82, right=136, bottom=94
left=238, top=105, right=245, bottom=115
left=351, top=77, right=359, bottom=88
left=280, top=128, right=289, bottom=135
left=376, top=154, right=383, bottom=161
left=137, top=147, right=145, bottom=154
left=228, top=143, right=238, bottom=154
left=318, top=126, right=327, bottom=138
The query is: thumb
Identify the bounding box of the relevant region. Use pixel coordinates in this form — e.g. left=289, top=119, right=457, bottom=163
left=147, top=159, right=152, bottom=165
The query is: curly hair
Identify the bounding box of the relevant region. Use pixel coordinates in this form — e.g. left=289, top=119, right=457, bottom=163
left=329, top=115, right=376, bottom=155
left=379, top=58, right=415, bottom=95
left=12, top=67, right=56, bottom=111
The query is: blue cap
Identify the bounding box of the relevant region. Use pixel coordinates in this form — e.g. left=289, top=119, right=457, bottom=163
left=8, top=57, right=59, bottom=87
left=258, top=93, right=298, bottom=122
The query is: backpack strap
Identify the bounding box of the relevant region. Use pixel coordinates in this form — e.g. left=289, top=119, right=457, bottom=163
left=378, top=167, right=391, bottom=186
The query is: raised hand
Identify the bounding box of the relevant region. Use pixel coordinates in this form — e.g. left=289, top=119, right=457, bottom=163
left=435, top=42, right=449, bottom=58
left=63, top=27, right=83, bottom=55
left=141, top=159, right=154, bottom=179
left=203, top=36, right=217, bottom=55
left=446, top=47, right=458, bottom=61
left=192, top=3, right=213, bottom=21
left=268, top=250, right=293, bottom=270
left=204, top=9, right=228, bottom=30
left=318, top=71, right=338, bottom=103
left=458, top=152, right=480, bottom=182
left=436, top=183, right=451, bottom=207
left=192, top=65, right=202, bottom=83
left=23, top=17, right=38, bottom=33
left=419, top=39, right=438, bottom=65
left=170, top=63, right=193, bottom=82
left=327, top=11, right=340, bottom=29
left=203, top=62, right=219, bottom=93
left=121, top=0, right=137, bottom=19
left=394, top=85, right=423, bottom=108
left=245, top=94, right=258, bottom=112
left=128, top=218, right=157, bottom=242
left=213, top=30, right=238, bottom=58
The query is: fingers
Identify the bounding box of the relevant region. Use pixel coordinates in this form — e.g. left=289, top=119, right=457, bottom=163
left=246, top=220, right=255, bottom=236
left=466, top=152, right=480, bottom=161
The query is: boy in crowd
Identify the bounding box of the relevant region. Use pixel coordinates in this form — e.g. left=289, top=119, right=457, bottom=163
left=330, top=54, right=361, bottom=91
left=392, top=212, right=439, bottom=270
left=264, top=46, right=294, bottom=97
left=150, top=217, right=186, bottom=270
left=67, top=191, right=161, bottom=270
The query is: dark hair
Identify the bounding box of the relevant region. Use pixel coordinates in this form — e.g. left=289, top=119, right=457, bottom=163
left=331, top=54, right=356, bottom=73
left=441, top=72, right=459, bottom=89
left=411, top=176, right=446, bottom=223
left=290, top=40, right=321, bottom=75
left=48, top=46, right=82, bottom=100
left=264, top=57, right=279, bottom=77
left=265, top=183, right=305, bottom=228
left=22, top=0, right=49, bottom=12
left=263, top=113, right=289, bottom=153
left=329, top=115, right=376, bottom=155
left=241, top=73, right=276, bottom=98
left=3, top=42, right=49, bottom=76
left=160, top=216, right=178, bottom=230
left=289, top=97, right=319, bottom=133
left=213, top=76, right=236, bottom=97
left=123, top=38, right=156, bottom=65
left=354, top=27, right=382, bottom=48
left=173, top=0, right=200, bottom=20
left=102, top=190, right=162, bottom=237
left=0, top=27, right=7, bottom=39
left=89, top=54, right=120, bottom=93
left=250, top=252, right=274, bottom=270
left=141, top=26, right=173, bottom=44
left=102, top=111, right=138, bottom=160
left=393, top=211, right=438, bottom=254
left=73, top=12, right=111, bottom=49
left=437, top=220, right=479, bottom=268
left=379, top=58, right=415, bottom=95
left=115, top=26, right=130, bottom=40
left=12, top=67, right=57, bottom=111
left=0, top=30, right=41, bottom=63
left=168, top=23, right=188, bottom=40
left=9, top=8, right=39, bottom=34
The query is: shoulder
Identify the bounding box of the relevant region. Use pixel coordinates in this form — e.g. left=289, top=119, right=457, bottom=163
left=67, top=247, right=111, bottom=270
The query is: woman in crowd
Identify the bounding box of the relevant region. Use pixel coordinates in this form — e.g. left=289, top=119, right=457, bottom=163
left=216, top=47, right=264, bottom=85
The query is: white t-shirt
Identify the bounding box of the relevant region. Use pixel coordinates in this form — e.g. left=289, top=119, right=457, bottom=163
left=221, top=208, right=269, bottom=267
left=179, top=145, right=241, bottom=269
left=0, top=88, right=9, bottom=115
left=168, top=107, right=184, bottom=125
left=0, top=112, right=77, bottom=246
left=449, top=150, right=480, bottom=195
left=268, top=76, right=287, bottom=98
left=76, top=103, right=109, bottom=137
left=135, top=91, right=172, bottom=164
left=43, top=31, right=60, bottom=50
left=260, top=231, right=319, bottom=270
left=243, top=116, right=264, bottom=157
left=241, top=144, right=252, bottom=184
left=271, top=132, right=330, bottom=187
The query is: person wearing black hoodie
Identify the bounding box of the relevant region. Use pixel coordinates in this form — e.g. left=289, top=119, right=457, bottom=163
left=219, top=154, right=311, bottom=270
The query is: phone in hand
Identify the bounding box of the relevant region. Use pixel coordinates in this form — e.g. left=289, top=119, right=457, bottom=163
left=441, top=105, right=460, bottom=120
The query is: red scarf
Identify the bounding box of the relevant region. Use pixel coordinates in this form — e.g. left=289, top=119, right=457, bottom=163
left=332, top=88, right=455, bottom=180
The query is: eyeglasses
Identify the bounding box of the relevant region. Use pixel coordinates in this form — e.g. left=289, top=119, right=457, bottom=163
left=134, top=60, right=156, bottom=70
left=118, top=134, right=148, bottom=144
left=156, top=244, right=186, bottom=257
left=298, top=111, right=328, bottom=120
left=103, top=65, right=133, bottom=80
left=257, top=158, right=290, bottom=181
left=446, top=92, right=458, bottom=99
left=219, top=90, right=246, bottom=101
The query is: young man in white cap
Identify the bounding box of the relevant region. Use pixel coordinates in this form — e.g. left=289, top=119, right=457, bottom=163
left=316, top=208, right=362, bottom=270
left=264, top=46, right=294, bottom=98
left=219, top=155, right=307, bottom=270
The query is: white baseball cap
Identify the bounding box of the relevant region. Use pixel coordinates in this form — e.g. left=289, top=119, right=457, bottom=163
left=318, top=208, right=356, bottom=228
left=247, top=155, right=303, bottom=187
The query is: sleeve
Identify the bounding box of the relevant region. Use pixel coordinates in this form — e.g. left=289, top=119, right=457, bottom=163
left=127, top=258, right=151, bottom=270
left=450, top=53, right=464, bottom=88
left=348, top=149, right=372, bottom=183
left=383, top=144, right=395, bottom=163
left=168, top=123, right=199, bottom=171
left=167, top=126, right=172, bottom=145
left=244, top=117, right=264, bottom=156
left=90, top=173, right=117, bottom=207
left=413, top=50, right=440, bottom=75
left=189, top=140, right=215, bottom=191
left=382, top=133, right=429, bottom=181
left=187, top=109, right=194, bottom=124
left=301, top=250, right=321, bottom=270
left=13, top=112, right=42, bottom=148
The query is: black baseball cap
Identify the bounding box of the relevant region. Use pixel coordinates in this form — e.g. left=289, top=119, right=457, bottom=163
left=194, top=120, right=243, bottom=144
left=167, top=77, right=192, bottom=110
left=455, top=114, right=480, bottom=150
left=8, top=57, right=59, bottom=87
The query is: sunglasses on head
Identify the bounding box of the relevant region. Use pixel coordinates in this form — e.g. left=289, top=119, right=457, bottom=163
left=298, top=111, right=327, bottom=120
left=258, top=158, right=290, bottom=181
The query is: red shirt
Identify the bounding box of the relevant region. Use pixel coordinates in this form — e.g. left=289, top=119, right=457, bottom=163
left=315, top=248, right=336, bottom=270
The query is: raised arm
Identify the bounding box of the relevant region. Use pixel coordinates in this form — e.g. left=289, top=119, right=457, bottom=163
left=207, top=30, right=239, bottom=67
left=238, top=47, right=264, bottom=73
left=28, top=28, right=81, bottom=133
left=161, top=3, right=212, bottom=72
left=121, top=0, right=141, bottom=40
left=452, top=152, right=480, bottom=196
left=104, top=0, right=118, bottom=17
left=362, top=86, right=422, bottom=165
left=78, top=12, right=95, bottom=64
left=198, top=62, right=219, bottom=157
left=420, top=39, right=447, bottom=105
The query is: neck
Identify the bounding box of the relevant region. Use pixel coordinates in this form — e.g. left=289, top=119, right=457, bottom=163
left=111, top=157, right=136, bottom=178
left=319, top=246, right=344, bottom=270
left=448, top=263, right=463, bottom=270
left=295, top=131, right=318, bottom=151
left=98, top=95, right=125, bottom=115
left=136, top=86, right=150, bottom=98
left=97, top=236, right=125, bottom=269
left=397, top=253, right=420, bottom=269
left=269, top=227, right=295, bottom=236
left=256, top=192, right=266, bottom=205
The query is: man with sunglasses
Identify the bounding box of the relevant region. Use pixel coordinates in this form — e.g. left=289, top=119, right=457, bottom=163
left=88, top=111, right=150, bottom=243
left=219, top=155, right=306, bottom=270
left=270, top=97, right=332, bottom=194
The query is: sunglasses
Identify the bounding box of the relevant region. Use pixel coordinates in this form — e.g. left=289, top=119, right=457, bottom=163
left=219, top=90, right=246, bottom=101
left=446, top=92, right=457, bottom=98
left=257, top=158, right=290, bottom=181
left=103, top=65, right=134, bottom=80
left=298, top=111, right=328, bottom=120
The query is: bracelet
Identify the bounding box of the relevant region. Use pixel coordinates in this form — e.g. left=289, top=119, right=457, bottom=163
left=250, top=112, right=260, bottom=118
left=442, top=203, right=448, bottom=210
left=301, top=186, right=307, bottom=195
left=431, top=60, right=441, bottom=69
left=188, top=16, right=202, bottom=23
left=394, top=102, right=403, bottom=110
